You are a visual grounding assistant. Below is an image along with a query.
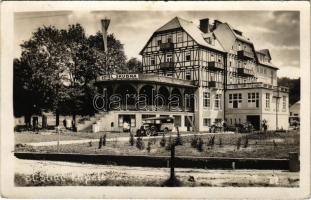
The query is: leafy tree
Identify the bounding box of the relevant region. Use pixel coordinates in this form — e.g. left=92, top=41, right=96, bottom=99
left=126, top=57, right=143, bottom=73
left=14, top=24, right=127, bottom=127
left=278, top=77, right=300, bottom=106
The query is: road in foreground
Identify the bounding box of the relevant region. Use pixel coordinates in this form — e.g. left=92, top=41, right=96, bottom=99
left=15, top=158, right=299, bottom=187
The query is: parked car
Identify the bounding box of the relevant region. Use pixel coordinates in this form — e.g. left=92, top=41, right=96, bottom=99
left=136, top=116, right=174, bottom=137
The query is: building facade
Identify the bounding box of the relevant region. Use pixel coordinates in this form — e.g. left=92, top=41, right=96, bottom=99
left=93, top=17, right=289, bottom=132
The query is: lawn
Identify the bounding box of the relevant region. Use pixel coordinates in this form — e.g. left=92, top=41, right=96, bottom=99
left=15, top=130, right=300, bottom=159
left=15, top=131, right=130, bottom=144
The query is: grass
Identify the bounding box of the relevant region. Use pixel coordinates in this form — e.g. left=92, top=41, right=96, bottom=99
left=15, top=131, right=130, bottom=144
left=15, top=130, right=300, bottom=159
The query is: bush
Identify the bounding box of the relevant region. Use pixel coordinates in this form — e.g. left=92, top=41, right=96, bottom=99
left=147, top=141, right=152, bottom=153
left=208, top=135, right=215, bottom=146
left=102, top=134, right=106, bottom=146
left=191, top=135, right=198, bottom=148
left=98, top=137, right=102, bottom=149
left=243, top=136, right=249, bottom=148
left=218, top=137, right=223, bottom=147
left=160, top=134, right=166, bottom=147
left=197, top=137, right=204, bottom=152
left=237, top=137, right=241, bottom=150
left=175, top=131, right=183, bottom=146
left=129, top=133, right=135, bottom=146
left=88, top=141, right=92, bottom=147
left=165, top=136, right=173, bottom=151
left=136, top=137, right=145, bottom=150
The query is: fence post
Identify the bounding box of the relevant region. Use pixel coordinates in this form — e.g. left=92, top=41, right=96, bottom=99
left=289, top=152, right=299, bottom=172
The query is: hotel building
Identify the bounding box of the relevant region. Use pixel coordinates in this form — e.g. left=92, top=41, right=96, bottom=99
left=93, top=17, right=289, bottom=132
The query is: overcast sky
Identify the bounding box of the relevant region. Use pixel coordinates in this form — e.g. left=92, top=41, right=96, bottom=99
left=14, top=11, right=300, bottom=78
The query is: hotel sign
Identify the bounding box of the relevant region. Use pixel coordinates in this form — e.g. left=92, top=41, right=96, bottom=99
left=98, top=74, right=139, bottom=81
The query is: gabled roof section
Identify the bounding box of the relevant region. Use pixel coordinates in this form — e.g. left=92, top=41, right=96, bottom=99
left=258, top=49, right=271, bottom=60
left=140, top=17, right=225, bottom=55
left=226, top=23, right=252, bottom=44
left=155, top=17, right=182, bottom=32
left=256, top=49, right=278, bottom=70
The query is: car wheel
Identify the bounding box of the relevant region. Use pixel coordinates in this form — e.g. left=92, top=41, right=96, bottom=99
left=146, top=129, right=151, bottom=136
left=163, top=128, right=169, bottom=134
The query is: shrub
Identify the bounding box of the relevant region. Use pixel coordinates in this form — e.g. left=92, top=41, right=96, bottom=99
left=218, top=137, right=223, bottom=147
left=129, top=133, right=135, bottom=146
left=243, top=136, right=249, bottom=148
left=208, top=135, right=215, bottom=146
left=102, top=134, right=106, bottom=146
left=98, top=137, right=103, bottom=149
left=147, top=141, right=152, bottom=153
left=88, top=141, right=92, bottom=147
left=236, top=137, right=241, bottom=150
left=191, top=135, right=198, bottom=148
left=175, top=131, right=183, bottom=146
left=165, top=136, right=173, bottom=151
left=136, top=137, right=145, bottom=150
left=197, top=137, right=204, bottom=152
left=160, top=134, right=166, bottom=147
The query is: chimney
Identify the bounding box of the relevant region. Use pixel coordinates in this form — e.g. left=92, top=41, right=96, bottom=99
left=213, top=19, right=222, bottom=30
left=199, top=18, right=209, bottom=33
left=101, top=18, right=110, bottom=53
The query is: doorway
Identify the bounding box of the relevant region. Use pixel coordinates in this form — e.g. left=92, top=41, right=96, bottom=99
left=246, top=115, right=260, bottom=130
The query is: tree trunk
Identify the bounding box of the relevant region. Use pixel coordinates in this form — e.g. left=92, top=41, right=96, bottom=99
left=56, top=109, right=59, bottom=127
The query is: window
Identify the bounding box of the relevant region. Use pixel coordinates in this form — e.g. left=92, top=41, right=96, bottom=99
left=203, top=92, right=210, bottom=108
left=186, top=52, right=191, bottom=61
left=157, top=39, right=162, bottom=45
left=229, top=61, right=232, bottom=66
left=248, top=92, right=259, bottom=108
left=166, top=54, right=173, bottom=62
left=283, top=96, right=287, bottom=110
left=167, top=35, right=173, bottom=43
left=177, top=33, right=182, bottom=43
left=211, top=54, right=215, bottom=61
left=229, top=93, right=242, bottom=108
left=185, top=71, right=191, bottom=80
left=151, top=56, right=155, bottom=65
left=214, top=94, right=222, bottom=110
left=203, top=118, right=211, bottom=126
left=266, top=93, right=270, bottom=109
left=173, top=115, right=181, bottom=127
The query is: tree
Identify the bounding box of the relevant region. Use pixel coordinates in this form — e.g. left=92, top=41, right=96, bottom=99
left=126, top=57, right=143, bottom=73
left=14, top=24, right=127, bottom=127
left=278, top=77, right=300, bottom=106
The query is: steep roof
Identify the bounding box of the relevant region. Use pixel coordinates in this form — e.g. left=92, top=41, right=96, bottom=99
left=140, top=17, right=225, bottom=55
left=256, top=50, right=278, bottom=70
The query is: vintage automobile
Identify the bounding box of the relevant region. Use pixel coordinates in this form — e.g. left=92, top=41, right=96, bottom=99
left=136, top=116, right=174, bottom=137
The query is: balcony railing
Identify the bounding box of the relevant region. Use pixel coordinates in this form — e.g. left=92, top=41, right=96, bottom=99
left=208, top=61, right=224, bottom=71
left=208, top=81, right=223, bottom=88
left=159, top=42, right=174, bottom=51
left=237, top=50, right=254, bottom=60
left=159, top=62, right=174, bottom=71
left=227, top=82, right=289, bottom=93
left=237, top=67, right=255, bottom=77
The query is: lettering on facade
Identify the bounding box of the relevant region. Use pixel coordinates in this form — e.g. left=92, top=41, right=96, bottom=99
left=98, top=74, right=139, bottom=81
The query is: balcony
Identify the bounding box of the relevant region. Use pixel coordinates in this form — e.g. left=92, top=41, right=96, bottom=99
left=159, top=42, right=174, bottom=51
left=208, top=61, right=224, bottom=71
left=237, top=67, right=254, bottom=77
left=159, top=62, right=174, bottom=71
left=208, top=81, right=222, bottom=88
left=237, top=50, right=254, bottom=60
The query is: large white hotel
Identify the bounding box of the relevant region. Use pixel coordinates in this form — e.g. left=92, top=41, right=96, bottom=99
left=93, top=17, right=289, bottom=132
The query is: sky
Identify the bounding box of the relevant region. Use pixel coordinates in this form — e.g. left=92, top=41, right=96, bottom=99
left=14, top=11, right=300, bottom=78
